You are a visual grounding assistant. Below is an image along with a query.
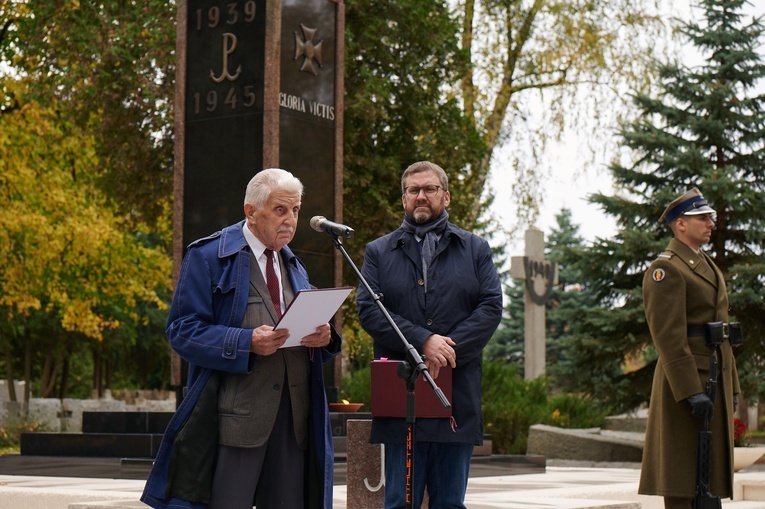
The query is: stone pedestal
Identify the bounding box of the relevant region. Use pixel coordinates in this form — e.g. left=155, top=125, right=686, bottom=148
left=346, top=419, right=384, bottom=509
left=20, top=411, right=174, bottom=459
left=527, top=424, right=644, bottom=462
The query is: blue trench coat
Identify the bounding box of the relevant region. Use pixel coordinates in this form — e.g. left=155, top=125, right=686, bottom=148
left=141, top=221, right=340, bottom=509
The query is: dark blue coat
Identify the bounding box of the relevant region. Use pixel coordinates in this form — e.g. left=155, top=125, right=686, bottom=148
left=141, top=221, right=340, bottom=509
left=356, top=222, right=502, bottom=445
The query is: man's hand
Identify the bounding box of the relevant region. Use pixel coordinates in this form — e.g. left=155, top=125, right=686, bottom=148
left=687, top=392, right=714, bottom=420
left=250, top=325, right=290, bottom=356
left=301, top=323, right=331, bottom=348
left=425, top=357, right=441, bottom=380
left=422, top=334, right=457, bottom=376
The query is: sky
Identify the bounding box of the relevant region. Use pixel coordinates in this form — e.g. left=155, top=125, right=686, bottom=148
left=489, top=133, right=616, bottom=257
left=488, top=0, right=765, bottom=258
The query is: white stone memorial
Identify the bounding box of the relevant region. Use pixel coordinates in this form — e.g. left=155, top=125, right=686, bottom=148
left=510, top=228, right=558, bottom=380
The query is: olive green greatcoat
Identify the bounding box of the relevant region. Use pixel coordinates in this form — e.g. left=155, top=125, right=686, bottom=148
left=638, top=238, right=740, bottom=499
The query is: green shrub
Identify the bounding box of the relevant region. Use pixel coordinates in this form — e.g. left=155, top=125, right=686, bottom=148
left=339, top=364, right=372, bottom=412
left=0, top=419, right=47, bottom=449
left=544, top=393, right=610, bottom=429
left=336, top=359, right=611, bottom=454
left=481, top=360, right=610, bottom=454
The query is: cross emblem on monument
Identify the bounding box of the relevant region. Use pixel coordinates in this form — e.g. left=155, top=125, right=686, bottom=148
left=510, top=228, right=558, bottom=380
left=294, top=23, right=323, bottom=75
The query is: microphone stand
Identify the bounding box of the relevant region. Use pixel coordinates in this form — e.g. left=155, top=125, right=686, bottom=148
left=330, top=235, right=451, bottom=509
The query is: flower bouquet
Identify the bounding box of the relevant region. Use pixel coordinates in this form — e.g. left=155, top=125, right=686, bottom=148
left=733, top=417, right=765, bottom=471
left=734, top=417, right=749, bottom=447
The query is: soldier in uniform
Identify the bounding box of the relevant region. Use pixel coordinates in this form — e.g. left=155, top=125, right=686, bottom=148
left=638, top=188, right=740, bottom=509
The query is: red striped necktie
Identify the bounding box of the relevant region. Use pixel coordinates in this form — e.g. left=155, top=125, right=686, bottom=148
left=264, top=249, right=282, bottom=319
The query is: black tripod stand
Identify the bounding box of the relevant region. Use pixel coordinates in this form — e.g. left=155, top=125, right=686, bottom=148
left=330, top=234, right=451, bottom=509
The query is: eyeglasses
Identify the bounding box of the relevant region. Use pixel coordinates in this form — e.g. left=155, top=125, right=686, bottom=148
left=403, top=185, right=443, bottom=197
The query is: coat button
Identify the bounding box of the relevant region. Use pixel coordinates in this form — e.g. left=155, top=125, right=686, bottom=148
left=426, top=319, right=433, bottom=326
left=225, top=347, right=233, bottom=355
left=273, top=383, right=280, bottom=390
left=418, top=279, right=424, bottom=286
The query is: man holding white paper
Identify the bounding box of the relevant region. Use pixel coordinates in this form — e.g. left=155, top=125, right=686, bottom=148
left=142, top=168, right=341, bottom=509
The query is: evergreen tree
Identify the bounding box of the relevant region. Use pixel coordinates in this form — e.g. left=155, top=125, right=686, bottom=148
left=485, top=276, right=524, bottom=365
left=560, top=0, right=765, bottom=411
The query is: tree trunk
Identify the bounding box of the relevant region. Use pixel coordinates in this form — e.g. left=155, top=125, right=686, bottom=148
left=24, top=334, right=31, bottom=412
left=40, top=354, right=53, bottom=398
left=93, top=345, right=102, bottom=398
left=59, top=341, right=71, bottom=400
left=162, top=359, right=170, bottom=391
left=106, top=356, right=111, bottom=391
left=40, top=353, right=59, bottom=398
left=3, top=340, right=17, bottom=402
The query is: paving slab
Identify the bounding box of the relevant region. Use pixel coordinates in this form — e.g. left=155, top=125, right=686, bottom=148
left=1, top=465, right=765, bottom=508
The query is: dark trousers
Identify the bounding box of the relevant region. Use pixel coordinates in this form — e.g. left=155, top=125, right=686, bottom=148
left=208, top=386, right=305, bottom=509
left=664, top=496, right=692, bottom=509
left=383, top=441, right=473, bottom=509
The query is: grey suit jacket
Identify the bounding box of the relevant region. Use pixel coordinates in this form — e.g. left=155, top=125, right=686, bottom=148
left=217, top=251, right=310, bottom=448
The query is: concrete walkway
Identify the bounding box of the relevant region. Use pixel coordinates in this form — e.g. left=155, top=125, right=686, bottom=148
left=2, top=464, right=765, bottom=509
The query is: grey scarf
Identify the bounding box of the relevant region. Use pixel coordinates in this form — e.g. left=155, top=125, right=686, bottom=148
left=400, top=212, right=449, bottom=292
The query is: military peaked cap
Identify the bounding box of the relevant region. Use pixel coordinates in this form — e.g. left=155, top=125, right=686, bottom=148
left=659, top=187, right=716, bottom=224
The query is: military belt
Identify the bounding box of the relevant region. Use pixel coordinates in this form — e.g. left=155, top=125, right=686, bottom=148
left=688, top=322, right=743, bottom=347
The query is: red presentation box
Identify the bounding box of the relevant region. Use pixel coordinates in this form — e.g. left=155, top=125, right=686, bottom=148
left=370, top=359, right=452, bottom=418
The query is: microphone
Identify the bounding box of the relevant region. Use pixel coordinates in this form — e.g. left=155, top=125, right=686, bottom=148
left=310, top=216, right=355, bottom=238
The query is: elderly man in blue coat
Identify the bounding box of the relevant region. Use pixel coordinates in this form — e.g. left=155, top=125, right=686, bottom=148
left=357, top=160, right=503, bottom=509
left=142, top=168, right=341, bottom=509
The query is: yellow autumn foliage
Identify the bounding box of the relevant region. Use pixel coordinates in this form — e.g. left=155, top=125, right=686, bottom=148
left=0, top=89, right=172, bottom=341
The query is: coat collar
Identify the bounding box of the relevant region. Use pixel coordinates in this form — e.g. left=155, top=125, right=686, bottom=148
left=386, top=221, right=467, bottom=270
left=667, top=237, right=717, bottom=288
left=217, top=220, right=297, bottom=264
left=386, top=221, right=467, bottom=251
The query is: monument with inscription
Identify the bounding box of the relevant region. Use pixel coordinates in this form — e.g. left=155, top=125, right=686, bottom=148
left=510, top=228, right=558, bottom=380
left=172, top=0, right=345, bottom=391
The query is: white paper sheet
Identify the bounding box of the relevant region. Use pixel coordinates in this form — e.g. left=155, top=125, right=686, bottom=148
left=274, top=287, right=353, bottom=348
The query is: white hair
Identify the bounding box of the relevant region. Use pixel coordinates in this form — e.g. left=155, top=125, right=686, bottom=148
left=244, top=168, right=304, bottom=208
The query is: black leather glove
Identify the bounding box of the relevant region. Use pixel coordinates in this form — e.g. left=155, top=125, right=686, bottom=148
left=687, top=393, right=714, bottom=420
